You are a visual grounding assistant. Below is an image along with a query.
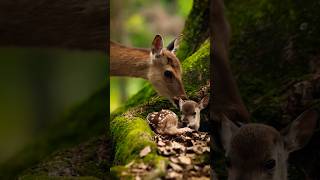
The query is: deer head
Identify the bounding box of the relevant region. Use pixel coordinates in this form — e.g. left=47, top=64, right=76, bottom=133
left=147, top=35, right=187, bottom=104
left=177, top=96, right=209, bottom=131
left=219, top=109, right=317, bottom=180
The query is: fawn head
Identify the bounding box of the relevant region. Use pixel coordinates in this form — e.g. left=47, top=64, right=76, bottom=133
left=177, top=96, right=209, bottom=130
left=219, top=109, right=317, bottom=180
left=147, top=35, right=187, bottom=104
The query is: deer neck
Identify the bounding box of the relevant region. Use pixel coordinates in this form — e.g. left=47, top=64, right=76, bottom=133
left=211, top=0, right=250, bottom=123
left=110, top=41, right=151, bottom=79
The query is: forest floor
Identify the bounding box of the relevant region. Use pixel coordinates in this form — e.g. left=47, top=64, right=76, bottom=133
left=119, top=131, right=211, bottom=180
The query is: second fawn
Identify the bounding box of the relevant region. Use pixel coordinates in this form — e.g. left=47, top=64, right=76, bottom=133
left=177, top=96, right=209, bottom=131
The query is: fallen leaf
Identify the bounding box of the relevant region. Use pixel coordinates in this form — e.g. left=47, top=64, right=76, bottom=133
left=157, top=141, right=166, bottom=146
left=139, top=146, right=151, bottom=157
left=169, top=162, right=183, bottom=172
left=166, top=171, right=183, bottom=179
left=178, top=156, right=191, bottom=165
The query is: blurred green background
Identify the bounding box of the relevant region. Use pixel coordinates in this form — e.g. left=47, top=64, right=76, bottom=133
left=110, top=0, right=193, bottom=112
left=0, top=48, right=106, bottom=164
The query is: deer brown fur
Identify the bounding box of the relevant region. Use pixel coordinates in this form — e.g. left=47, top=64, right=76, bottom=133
left=110, top=35, right=187, bottom=104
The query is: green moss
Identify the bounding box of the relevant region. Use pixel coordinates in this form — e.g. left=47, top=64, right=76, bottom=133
left=111, top=116, right=156, bottom=164
left=176, top=0, right=209, bottom=61
left=110, top=115, right=168, bottom=179
left=182, top=40, right=210, bottom=96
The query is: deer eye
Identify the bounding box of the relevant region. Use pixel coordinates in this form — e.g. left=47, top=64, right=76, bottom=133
left=192, top=112, right=196, bottom=116
left=164, top=70, right=173, bottom=79
left=263, top=159, right=276, bottom=171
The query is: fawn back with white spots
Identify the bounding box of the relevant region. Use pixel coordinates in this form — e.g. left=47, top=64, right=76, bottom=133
left=147, top=109, right=192, bottom=135
left=211, top=0, right=318, bottom=179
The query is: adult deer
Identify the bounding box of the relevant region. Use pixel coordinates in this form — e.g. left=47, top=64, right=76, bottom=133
left=110, top=35, right=187, bottom=104
left=211, top=0, right=318, bottom=179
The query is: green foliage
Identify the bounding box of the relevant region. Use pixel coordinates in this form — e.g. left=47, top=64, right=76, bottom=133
left=110, top=77, right=147, bottom=112
left=177, top=0, right=193, bottom=18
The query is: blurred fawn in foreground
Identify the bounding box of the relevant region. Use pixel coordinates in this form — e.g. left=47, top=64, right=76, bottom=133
left=211, top=0, right=318, bottom=179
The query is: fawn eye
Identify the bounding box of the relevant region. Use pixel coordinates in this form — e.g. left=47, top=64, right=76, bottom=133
left=192, top=112, right=196, bottom=116
left=164, top=70, right=173, bottom=79
left=263, top=159, right=276, bottom=171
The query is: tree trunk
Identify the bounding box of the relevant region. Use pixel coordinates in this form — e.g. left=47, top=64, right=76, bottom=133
left=0, top=0, right=108, bottom=51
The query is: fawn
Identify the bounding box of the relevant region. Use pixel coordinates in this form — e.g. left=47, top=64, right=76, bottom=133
left=178, top=96, right=209, bottom=131
left=147, top=109, right=192, bottom=135
left=147, top=96, right=209, bottom=135
left=211, top=0, right=318, bottom=179
left=110, top=35, right=187, bottom=104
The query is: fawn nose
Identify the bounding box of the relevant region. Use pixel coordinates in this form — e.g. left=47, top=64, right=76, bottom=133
left=182, top=121, right=188, bottom=127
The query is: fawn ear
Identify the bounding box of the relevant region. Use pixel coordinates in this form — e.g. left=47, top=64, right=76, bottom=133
left=282, top=109, right=318, bottom=153
left=152, top=34, right=163, bottom=55
left=220, top=114, right=239, bottom=153
left=179, top=98, right=185, bottom=110
left=172, top=96, right=180, bottom=108
left=199, top=96, right=209, bottom=110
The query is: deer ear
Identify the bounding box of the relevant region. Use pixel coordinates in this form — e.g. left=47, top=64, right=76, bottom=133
left=167, top=34, right=183, bottom=55
left=179, top=98, right=185, bottom=110
left=166, top=38, right=175, bottom=51
left=152, top=34, right=163, bottom=55
left=199, top=96, right=209, bottom=110
left=220, top=115, right=239, bottom=152
left=283, top=109, right=318, bottom=153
